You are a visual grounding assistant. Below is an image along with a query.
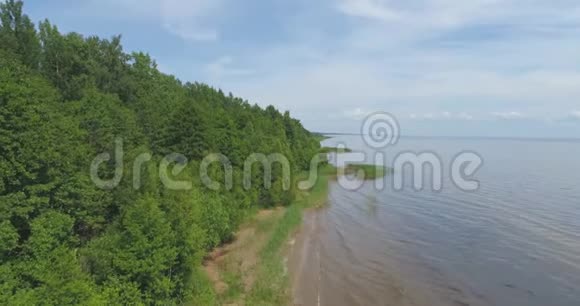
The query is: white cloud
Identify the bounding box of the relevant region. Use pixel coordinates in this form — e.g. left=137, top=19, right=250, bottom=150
left=409, top=112, right=474, bottom=120
left=206, top=56, right=253, bottom=79
left=160, top=0, right=223, bottom=42
left=334, top=0, right=513, bottom=32
left=569, top=110, right=580, bottom=121
left=342, top=108, right=372, bottom=120
left=491, top=111, right=526, bottom=120
left=229, top=48, right=580, bottom=118
left=86, top=0, right=224, bottom=41
left=337, top=0, right=400, bottom=22
left=457, top=112, right=474, bottom=120
left=163, top=22, right=218, bottom=42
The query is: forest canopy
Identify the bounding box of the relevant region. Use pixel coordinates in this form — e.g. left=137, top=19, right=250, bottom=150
left=0, top=1, right=320, bottom=304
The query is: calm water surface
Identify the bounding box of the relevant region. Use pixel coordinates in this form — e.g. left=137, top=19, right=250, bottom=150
left=309, top=136, right=580, bottom=306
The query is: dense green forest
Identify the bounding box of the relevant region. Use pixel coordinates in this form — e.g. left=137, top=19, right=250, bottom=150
left=0, top=1, right=320, bottom=304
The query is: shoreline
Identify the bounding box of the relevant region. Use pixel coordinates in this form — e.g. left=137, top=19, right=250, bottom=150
left=200, top=167, right=333, bottom=305
left=287, top=208, right=323, bottom=306
left=286, top=167, right=422, bottom=306
left=199, top=163, right=391, bottom=305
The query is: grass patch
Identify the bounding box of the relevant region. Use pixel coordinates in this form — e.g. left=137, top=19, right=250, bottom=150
left=345, top=164, right=390, bottom=180
left=220, top=269, right=244, bottom=302
left=247, top=168, right=331, bottom=305
left=191, top=208, right=286, bottom=306
left=304, top=166, right=333, bottom=207
left=255, top=213, right=279, bottom=234
left=189, top=267, right=218, bottom=305
left=246, top=204, right=302, bottom=305
left=319, top=146, right=353, bottom=153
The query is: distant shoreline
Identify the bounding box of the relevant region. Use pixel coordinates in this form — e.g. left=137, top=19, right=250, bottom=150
left=318, top=133, right=580, bottom=143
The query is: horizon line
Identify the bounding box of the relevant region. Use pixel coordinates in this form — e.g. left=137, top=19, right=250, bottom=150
left=314, top=132, right=580, bottom=142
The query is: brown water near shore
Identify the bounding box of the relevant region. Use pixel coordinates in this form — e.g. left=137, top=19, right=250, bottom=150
left=287, top=182, right=484, bottom=306
left=288, top=207, right=417, bottom=306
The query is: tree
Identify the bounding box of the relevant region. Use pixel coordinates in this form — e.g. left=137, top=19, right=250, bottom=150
left=162, top=101, right=209, bottom=160
left=0, top=0, right=40, bottom=68
left=86, top=196, right=179, bottom=303
left=0, top=3, right=322, bottom=303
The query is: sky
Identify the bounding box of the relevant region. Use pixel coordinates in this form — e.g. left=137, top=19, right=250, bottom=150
left=23, top=0, right=580, bottom=138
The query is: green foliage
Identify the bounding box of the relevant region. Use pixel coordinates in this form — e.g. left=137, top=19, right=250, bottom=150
left=0, top=221, right=18, bottom=258
left=0, top=0, right=40, bottom=68
left=319, top=146, right=353, bottom=153
left=189, top=268, right=217, bottom=305
left=0, top=1, right=321, bottom=304
left=162, top=100, right=209, bottom=160
left=26, top=211, right=74, bottom=255
left=247, top=206, right=298, bottom=305
left=345, top=164, right=390, bottom=180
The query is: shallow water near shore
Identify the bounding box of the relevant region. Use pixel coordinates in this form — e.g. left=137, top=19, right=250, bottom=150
left=291, top=136, right=580, bottom=306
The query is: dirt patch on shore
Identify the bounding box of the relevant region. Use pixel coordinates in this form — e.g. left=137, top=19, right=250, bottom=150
left=203, top=208, right=285, bottom=303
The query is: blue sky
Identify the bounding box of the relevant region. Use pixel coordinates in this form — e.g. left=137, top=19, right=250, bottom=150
left=24, top=0, right=580, bottom=138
